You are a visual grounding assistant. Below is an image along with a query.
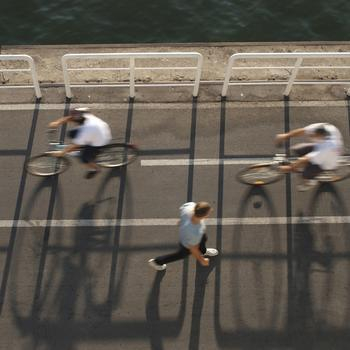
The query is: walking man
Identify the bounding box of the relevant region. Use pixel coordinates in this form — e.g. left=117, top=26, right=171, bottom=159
left=148, top=201, right=218, bottom=271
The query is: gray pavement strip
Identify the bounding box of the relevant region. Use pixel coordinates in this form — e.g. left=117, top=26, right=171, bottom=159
left=1, top=216, right=349, bottom=227
left=0, top=100, right=348, bottom=111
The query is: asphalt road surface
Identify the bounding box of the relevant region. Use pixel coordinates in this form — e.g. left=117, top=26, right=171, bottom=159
left=0, top=100, right=350, bottom=349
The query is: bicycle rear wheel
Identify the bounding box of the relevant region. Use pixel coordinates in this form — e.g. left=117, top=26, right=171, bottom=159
left=26, top=153, right=71, bottom=176
left=236, top=163, right=284, bottom=185
left=97, top=143, right=138, bottom=168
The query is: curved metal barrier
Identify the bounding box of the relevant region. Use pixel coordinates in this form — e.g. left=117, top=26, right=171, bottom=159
left=222, top=52, right=350, bottom=97
left=0, top=54, right=41, bottom=98
left=61, top=52, right=203, bottom=98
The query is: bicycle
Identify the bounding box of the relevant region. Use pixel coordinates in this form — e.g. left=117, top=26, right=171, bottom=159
left=26, top=129, right=138, bottom=176
left=236, top=152, right=350, bottom=185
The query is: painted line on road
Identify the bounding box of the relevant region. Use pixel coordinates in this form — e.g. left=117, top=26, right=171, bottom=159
left=0, top=216, right=349, bottom=228
left=0, top=100, right=347, bottom=111
left=141, top=158, right=271, bottom=166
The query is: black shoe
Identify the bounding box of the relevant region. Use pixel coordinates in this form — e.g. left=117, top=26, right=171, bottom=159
left=85, top=170, right=98, bottom=179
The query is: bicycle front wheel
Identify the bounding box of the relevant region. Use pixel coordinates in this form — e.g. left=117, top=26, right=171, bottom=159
left=316, top=159, right=350, bottom=183
left=97, top=143, right=138, bottom=168
left=236, top=163, right=284, bottom=185
left=26, top=153, right=71, bottom=176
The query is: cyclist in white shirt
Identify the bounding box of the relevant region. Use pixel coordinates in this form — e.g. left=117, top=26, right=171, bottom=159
left=276, top=123, right=344, bottom=190
left=49, top=108, right=112, bottom=179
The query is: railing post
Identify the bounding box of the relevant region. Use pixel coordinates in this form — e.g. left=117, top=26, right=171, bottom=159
left=283, top=57, right=303, bottom=97
left=26, top=56, right=42, bottom=98
left=193, top=54, right=203, bottom=97
left=129, top=56, right=135, bottom=98
left=221, top=55, right=234, bottom=97
left=61, top=56, right=73, bottom=98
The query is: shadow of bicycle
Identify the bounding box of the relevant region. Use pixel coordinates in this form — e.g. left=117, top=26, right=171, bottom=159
left=292, top=183, right=350, bottom=348
left=215, top=186, right=287, bottom=349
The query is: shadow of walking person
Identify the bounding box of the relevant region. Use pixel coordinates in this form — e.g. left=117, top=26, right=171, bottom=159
left=146, top=259, right=189, bottom=350
left=146, top=271, right=166, bottom=350
left=189, top=258, right=218, bottom=350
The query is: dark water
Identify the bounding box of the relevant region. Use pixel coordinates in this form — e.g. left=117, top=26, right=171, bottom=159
left=1, top=0, right=350, bottom=45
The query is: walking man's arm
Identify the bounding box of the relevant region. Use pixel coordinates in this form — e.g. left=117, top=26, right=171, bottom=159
left=189, top=245, right=209, bottom=266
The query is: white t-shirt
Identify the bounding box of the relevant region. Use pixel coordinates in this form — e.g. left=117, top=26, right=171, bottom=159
left=73, top=114, right=112, bottom=147
left=304, top=123, right=344, bottom=170
left=179, top=202, right=206, bottom=248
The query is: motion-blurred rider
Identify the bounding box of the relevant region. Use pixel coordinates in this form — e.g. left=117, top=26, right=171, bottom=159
left=49, top=108, right=112, bottom=179
left=276, top=123, right=344, bottom=191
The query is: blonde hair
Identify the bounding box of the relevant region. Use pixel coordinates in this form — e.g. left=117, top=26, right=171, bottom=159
left=194, top=202, right=211, bottom=218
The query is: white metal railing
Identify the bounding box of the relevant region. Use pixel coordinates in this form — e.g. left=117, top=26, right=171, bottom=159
left=0, top=54, right=41, bottom=98
left=61, top=52, right=203, bottom=98
left=221, top=52, right=350, bottom=97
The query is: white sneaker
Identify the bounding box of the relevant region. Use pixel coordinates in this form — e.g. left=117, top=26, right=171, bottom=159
left=204, top=248, right=219, bottom=257
left=297, top=179, right=318, bottom=192
left=148, top=259, right=166, bottom=271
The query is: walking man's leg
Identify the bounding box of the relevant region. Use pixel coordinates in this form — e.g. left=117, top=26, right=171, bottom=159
left=200, top=234, right=219, bottom=257
left=149, top=244, right=190, bottom=271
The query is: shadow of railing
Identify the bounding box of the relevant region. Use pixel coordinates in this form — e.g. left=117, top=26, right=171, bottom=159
left=0, top=100, right=40, bottom=315
left=7, top=98, right=197, bottom=349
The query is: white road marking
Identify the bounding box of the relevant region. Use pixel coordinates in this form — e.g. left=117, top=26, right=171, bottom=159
left=0, top=100, right=347, bottom=111
left=0, top=216, right=349, bottom=228
left=141, top=158, right=271, bottom=166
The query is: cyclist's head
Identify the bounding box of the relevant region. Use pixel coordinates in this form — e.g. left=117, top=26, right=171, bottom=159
left=194, top=202, right=212, bottom=218
left=70, top=108, right=89, bottom=125
left=314, top=125, right=329, bottom=139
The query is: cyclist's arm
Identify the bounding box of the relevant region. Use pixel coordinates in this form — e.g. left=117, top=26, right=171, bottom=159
left=55, top=143, right=80, bottom=157
left=276, top=128, right=306, bottom=144
left=188, top=244, right=209, bottom=266
left=49, top=116, right=74, bottom=128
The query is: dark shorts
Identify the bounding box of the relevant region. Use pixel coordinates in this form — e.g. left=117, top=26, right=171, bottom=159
left=80, top=145, right=101, bottom=164
left=291, top=143, right=323, bottom=179
left=303, top=163, right=323, bottom=179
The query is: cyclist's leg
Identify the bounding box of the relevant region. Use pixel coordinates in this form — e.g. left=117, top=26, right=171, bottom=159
left=302, top=162, right=323, bottom=179
left=81, top=146, right=101, bottom=178
left=297, top=162, right=323, bottom=191
left=291, top=143, right=315, bottom=157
